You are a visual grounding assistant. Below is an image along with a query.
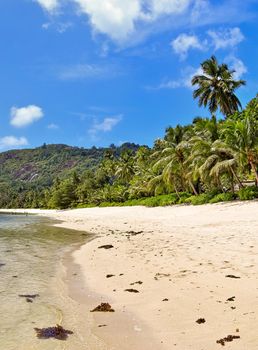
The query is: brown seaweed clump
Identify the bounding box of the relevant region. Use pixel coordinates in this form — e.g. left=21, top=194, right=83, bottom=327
left=196, top=318, right=206, bottom=324
left=91, top=303, right=115, bottom=312
left=34, top=324, right=73, bottom=340
left=216, top=335, right=240, bottom=346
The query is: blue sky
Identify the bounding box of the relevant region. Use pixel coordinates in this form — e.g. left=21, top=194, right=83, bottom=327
left=0, top=0, right=257, bottom=150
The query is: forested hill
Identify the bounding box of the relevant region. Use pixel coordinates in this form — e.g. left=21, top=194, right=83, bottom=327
left=0, top=143, right=140, bottom=207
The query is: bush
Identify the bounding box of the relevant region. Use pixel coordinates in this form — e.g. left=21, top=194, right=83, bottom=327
left=185, top=191, right=218, bottom=205
left=209, top=192, right=235, bottom=204
left=237, top=186, right=258, bottom=200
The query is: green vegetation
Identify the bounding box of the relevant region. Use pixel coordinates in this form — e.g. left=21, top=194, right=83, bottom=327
left=0, top=57, right=257, bottom=209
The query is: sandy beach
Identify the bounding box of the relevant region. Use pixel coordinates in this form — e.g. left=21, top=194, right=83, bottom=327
left=2, top=200, right=258, bottom=349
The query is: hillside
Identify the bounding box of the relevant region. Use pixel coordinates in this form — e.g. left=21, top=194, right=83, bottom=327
left=0, top=143, right=140, bottom=208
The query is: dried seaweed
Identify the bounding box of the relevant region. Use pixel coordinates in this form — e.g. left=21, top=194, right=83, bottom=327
left=216, top=334, right=240, bottom=346
left=196, top=318, right=206, bottom=324
left=225, top=275, right=241, bottom=279
left=125, top=288, right=139, bottom=293
left=19, top=294, right=39, bottom=299
left=34, top=324, right=73, bottom=340
left=91, top=303, right=115, bottom=312
left=98, top=245, right=114, bottom=249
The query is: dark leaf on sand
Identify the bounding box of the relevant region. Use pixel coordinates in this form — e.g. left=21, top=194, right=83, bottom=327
left=106, top=274, right=115, bottom=278
left=226, top=296, right=235, bottom=302
left=34, top=325, right=73, bottom=340
left=216, top=334, right=240, bottom=346
left=125, top=289, right=139, bottom=293
left=196, top=318, right=206, bottom=324
left=130, top=281, right=143, bottom=285
left=19, top=294, right=39, bottom=299
left=98, top=245, right=114, bottom=250
left=225, top=275, right=241, bottom=279
left=91, top=303, right=115, bottom=312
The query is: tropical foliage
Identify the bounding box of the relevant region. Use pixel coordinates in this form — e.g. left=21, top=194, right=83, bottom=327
left=0, top=57, right=257, bottom=209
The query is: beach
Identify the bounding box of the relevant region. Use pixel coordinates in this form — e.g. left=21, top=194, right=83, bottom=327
left=2, top=200, right=258, bottom=349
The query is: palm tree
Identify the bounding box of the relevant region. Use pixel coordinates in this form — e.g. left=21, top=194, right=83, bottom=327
left=189, top=136, right=243, bottom=190
left=192, top=56, right=246, bottom=117
left=222, top=114, right=258, bottom=184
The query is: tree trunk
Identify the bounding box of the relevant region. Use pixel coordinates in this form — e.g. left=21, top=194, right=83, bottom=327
left=189, top=180, right=198, bottom=196
left=230, top=166, right=243, bottom=189
left=250, top=161, right=258, bottom=186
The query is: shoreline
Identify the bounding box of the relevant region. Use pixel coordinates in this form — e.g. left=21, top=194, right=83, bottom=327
left=1, top=201, right=258, bottom=349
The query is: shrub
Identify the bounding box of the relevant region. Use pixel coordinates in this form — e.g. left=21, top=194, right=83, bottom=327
left=209, top=192, right=235, bottom=204
left=185, top=192, right=217, bottom=205
left=237, top=186, right=258, bottom=200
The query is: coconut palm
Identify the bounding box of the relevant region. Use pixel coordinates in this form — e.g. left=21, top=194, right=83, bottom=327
left=222, top=113, right=258, bottom=184
left=192, top=56, right=246, bottom=117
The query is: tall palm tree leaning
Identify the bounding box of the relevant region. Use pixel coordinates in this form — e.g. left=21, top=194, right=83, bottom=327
left=191, top=56, right=246, bottom=117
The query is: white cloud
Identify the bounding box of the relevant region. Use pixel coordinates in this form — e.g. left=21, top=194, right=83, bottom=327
left=89, top=114, right=122, bottom=136
left=42, top=21, right=73, bottom=33
left=10, top=105, right=44, bottom=128
left=0, top=136, right=29, bottom=150
left=149, top=0, right=191, bottom=18
left=36, top=0, right=59, bottom=13
left=58, top=64, right=114, bottom=80
left=47, top=123, right=59, bottom=129
left=227, top=56, right=247, bottom=79
left=207, top=27, right=244, bottom=50
left=171, top=33, right=204, bottom=59
left=74, top=0, right=142, bottom=42
left=50, top=0, right=192, bottom=43
left=154, top=66, right=203, bottom=90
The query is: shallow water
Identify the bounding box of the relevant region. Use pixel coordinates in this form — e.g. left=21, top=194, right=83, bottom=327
left=0, top=214, right=91, bottom=350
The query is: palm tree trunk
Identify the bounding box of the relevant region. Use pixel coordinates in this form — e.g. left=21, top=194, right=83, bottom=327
left=189, top=180, right=198, bottom=196
left=174, top=181, right=180, bottom=200
left=250, top=161, right=258, bottom=186
left=229, top=166, right=243, bottom=189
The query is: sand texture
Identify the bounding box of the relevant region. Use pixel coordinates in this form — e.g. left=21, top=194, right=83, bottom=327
left=2, top=201, right=258, bottom=349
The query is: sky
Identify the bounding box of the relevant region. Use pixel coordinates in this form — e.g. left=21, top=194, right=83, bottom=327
left=0, top=0, right=257, bottom=151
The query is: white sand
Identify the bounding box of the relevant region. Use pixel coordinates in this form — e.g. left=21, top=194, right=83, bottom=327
left=2, top=201, right=258, bottom=349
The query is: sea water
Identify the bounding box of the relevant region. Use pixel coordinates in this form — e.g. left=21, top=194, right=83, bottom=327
left=0, top=214, right=91, bottom=350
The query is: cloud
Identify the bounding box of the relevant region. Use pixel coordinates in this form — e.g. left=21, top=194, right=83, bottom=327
left=154, top=56, right=247, bottom=91
left=151, top=0, right=191, bottom=15
left=38, top=0, right=192, bottom=43
left=89, top=114, right=122, bottom=136
left=152, top=66, right=203, bottom=90
left=35, top=0, right=253, bottom=47
left=58, top=64, right=117, bottom=80
left=207, top=27, right=244, bottom=50
left=47, top=123, right=59, bottom=129
left=226, top=56, right=247, bottom=79
left=36, top=0, right=59, bottom=13
left=10, top=105, right=44, bottom=128
left=42, top=21, right=73, bottom=33
left=0, top=136, right=29, bottom=150
left=171, top=33, right=204, bottom=59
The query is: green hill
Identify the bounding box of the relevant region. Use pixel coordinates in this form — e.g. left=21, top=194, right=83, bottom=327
left=0, top=143, right=139, bottom=208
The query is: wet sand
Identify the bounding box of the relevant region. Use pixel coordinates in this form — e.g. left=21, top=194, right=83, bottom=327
left=2, top=200, right=258, bottom=349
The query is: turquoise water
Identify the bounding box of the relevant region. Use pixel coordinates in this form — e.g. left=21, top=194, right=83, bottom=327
left=0, top=214, right=90, bottom=350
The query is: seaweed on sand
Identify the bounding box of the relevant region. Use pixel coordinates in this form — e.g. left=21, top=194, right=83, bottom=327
left=91, top=303, right=115, bottom=312
left=34, top=325, right=73, bottom=340
left=216, top=334, right=240, bottom=346
left=98, top=245, right=114, bottom=249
